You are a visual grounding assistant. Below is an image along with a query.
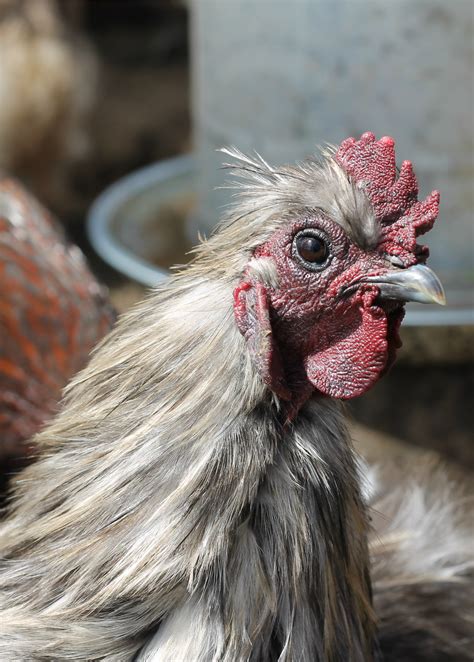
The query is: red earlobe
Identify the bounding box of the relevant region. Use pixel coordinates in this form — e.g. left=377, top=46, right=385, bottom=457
left=233, top=279, right=291, bottom=401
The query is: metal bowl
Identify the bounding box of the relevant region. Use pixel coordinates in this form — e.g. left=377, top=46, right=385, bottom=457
left=87, top=156, right=194, bottom=287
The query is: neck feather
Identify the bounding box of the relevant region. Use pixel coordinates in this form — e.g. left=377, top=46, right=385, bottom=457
left=0, top=275, right=375, bottom=660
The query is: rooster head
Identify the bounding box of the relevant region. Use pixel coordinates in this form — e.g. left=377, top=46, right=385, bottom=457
left=227, top=132, right=445, bottom=406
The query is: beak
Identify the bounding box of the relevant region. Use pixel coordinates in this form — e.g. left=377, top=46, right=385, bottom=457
left=363, top=264, right=446, bottom=305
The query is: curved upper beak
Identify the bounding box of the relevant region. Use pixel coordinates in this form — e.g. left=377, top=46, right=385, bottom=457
left=363, top=264, right=446, bottom=305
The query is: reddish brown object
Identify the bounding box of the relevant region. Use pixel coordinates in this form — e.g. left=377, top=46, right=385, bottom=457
left=0, top=177, right=114, bottom=461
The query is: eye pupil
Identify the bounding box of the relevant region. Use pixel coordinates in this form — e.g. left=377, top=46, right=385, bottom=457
left=296, top=234, right=328, bottom=264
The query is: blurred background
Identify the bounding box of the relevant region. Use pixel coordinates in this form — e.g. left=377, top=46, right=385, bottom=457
left=0, top=0, right=472, bottom=478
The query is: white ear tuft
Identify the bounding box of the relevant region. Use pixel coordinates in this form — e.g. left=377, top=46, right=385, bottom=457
left=246, top=257, right=279, bottom=289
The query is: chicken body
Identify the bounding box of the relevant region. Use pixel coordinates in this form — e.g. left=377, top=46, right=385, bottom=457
left=0, top=0, right=97, bottom=207
left=0, top=134, right=471, bottom=661
left=0, top=178, right=114, bottom=461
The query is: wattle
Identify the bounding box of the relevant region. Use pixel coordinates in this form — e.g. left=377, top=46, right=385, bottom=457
left=304, top=291, right=401, bottom=399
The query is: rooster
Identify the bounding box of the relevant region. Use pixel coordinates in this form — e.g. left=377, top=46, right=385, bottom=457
left=0, top=176, right=114, bottom=463
left=0, top=133, right=471, bottom=661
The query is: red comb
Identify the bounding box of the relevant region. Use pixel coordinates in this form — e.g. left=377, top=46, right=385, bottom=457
left=335, top=132, right=439, bottom=264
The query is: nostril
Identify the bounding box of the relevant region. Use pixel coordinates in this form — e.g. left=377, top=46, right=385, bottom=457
left=385, top=254, right=405, bottom=268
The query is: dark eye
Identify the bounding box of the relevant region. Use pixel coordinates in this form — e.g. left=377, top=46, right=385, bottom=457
left=294, top=231, right=330, bottom=269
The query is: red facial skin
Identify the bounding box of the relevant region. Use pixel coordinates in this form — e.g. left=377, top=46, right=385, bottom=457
left=234, top=214, right=404, bottom=412
left=234, top=133, right=439, bottom=416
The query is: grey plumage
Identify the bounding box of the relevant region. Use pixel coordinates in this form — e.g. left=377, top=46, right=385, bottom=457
left=0, top=148, right=472, bottom=661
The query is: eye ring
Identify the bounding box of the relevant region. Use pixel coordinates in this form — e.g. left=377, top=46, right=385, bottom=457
left=292, top=229, right=332, bottom=271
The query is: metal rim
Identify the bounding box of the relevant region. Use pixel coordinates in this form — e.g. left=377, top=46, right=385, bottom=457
left=87, top=155, right=194, bottom=288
